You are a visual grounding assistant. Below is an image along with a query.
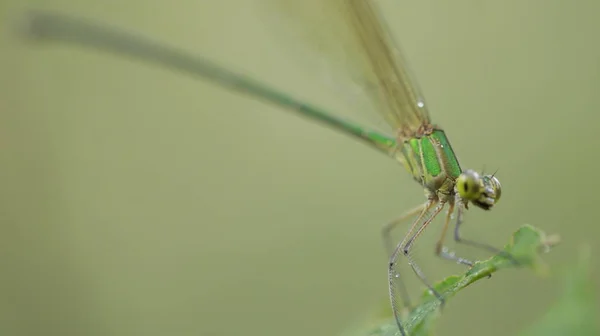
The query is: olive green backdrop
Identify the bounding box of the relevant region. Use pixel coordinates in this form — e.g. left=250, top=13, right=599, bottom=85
left=1, top=1, right=598, bottom=336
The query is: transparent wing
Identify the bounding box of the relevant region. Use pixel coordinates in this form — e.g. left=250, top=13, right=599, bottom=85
left=258, top=0, right=432, bottom=134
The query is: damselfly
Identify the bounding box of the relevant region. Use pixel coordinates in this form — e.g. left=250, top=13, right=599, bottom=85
left=19, top=2, right=511, bottom=334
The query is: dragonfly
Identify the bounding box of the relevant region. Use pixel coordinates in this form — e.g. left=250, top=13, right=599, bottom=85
left=20, top=1, right=509, bottom=335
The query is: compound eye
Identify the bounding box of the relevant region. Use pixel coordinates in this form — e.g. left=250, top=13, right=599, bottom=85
left=491, top=177, right=501, bottom=203
left=456, top=170, right=481, bottom=201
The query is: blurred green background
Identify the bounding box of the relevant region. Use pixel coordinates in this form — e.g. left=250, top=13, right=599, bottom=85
left=1, top=0, right=599, bottom=335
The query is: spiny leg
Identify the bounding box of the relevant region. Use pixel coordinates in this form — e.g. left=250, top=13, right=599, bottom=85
left=435, top=202, right=476, bottom=267
left=382, top=204, right=426, bottom=256
left=400, top=202, right=446, bottom=305
left=387, top=199, right=437, bottom=336
left=453, top=205, right=519, bottom=265
left=381, top=204, right=426, bottom=309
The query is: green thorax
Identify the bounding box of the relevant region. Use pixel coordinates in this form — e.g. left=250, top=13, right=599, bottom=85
left=397, top=129, right=462, bottom=195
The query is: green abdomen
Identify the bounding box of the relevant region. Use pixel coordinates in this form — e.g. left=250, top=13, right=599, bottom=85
left=399, top=129, right=462, bottom=193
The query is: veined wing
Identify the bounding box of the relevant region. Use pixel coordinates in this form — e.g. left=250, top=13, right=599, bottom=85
left=259, top=0, right=431, bottom=134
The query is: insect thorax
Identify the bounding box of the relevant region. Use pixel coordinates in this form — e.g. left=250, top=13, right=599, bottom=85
left=397, top=128, right=462, bottom=196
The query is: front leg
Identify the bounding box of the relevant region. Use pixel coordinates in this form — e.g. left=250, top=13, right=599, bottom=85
left=434, top=202, right=476, bottom=267
left=436, top=202, right=519, bottom=269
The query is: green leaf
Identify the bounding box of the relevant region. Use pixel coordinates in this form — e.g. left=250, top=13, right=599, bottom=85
left=518, top=246, right=598, bottom=336
left=350, top=224, right=559, bottom=336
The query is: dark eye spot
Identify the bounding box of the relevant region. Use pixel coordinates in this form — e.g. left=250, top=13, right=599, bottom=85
left=463, top=183, right=469, bottom=192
